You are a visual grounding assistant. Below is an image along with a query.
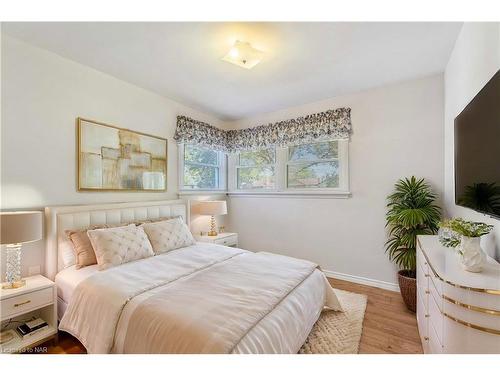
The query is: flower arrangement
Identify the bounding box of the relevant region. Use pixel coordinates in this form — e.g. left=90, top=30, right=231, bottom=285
left=439, top=218, right=493, bottom=249
left=438, top=224, right=461, bottom=248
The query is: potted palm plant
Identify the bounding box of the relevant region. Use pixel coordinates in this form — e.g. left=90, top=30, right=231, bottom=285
left=385, top=177, right=441, bottom=312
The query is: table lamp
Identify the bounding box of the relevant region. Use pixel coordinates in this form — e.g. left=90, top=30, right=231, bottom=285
left=1, top=211, right=42, bottom=289
left=197, top=201, right=227, bottom=236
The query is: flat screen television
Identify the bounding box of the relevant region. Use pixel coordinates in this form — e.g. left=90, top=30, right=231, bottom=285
left=455, top=69, right=500, bottom=218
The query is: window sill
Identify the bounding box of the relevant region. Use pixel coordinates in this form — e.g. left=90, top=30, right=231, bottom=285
left=226, top=190, right=352, bottom=199
left=179, top=189, right=352, bottom=199
left=178, top=190, right=227, bottom=196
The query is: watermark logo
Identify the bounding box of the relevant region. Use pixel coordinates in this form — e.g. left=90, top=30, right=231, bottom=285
left=2, top=346, right=48, bottom=354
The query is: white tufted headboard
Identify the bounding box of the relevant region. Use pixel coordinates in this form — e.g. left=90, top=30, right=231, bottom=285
left=44, top=199, right=189, bottom=280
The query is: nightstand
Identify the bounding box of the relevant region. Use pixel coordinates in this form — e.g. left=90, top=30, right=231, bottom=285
left=0, top=275, right=58, bottom=353
left=195, top=232, right=238, bottom=247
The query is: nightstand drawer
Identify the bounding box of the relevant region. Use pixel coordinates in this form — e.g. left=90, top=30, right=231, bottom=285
left=215, top=235, right=237, bottom=247
left=1, top=287, right=53, bottom=318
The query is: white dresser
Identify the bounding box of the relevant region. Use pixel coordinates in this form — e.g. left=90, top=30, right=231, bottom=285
left=417, top=235, right=500, bottom=353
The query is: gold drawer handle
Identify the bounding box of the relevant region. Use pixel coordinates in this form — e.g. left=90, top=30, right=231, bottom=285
left=14, top=300, right=31, bottom=307
left=425, top=314, right=430, bottom=318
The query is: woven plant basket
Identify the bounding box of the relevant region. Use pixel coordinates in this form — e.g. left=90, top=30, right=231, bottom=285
left=397, top=270, right=416, bottom=312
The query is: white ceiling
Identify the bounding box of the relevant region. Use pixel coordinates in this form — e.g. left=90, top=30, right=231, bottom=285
left=3, top=22, right=462, bottom=121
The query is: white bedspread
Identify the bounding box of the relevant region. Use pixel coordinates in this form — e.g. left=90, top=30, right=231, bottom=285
left=59, top=243, right=341, bottom=354
left=55, top=264, right=99, bottom=304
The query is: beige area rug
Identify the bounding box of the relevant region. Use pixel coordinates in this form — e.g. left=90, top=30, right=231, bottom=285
left=300, top=289, right=367, bottom=354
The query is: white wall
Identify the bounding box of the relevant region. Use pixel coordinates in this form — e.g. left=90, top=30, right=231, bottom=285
left=444, top=23, right=500, bottom=260
left=223, top=75, right=445, bottom=287
left=0, top=35, right=224, bottom=278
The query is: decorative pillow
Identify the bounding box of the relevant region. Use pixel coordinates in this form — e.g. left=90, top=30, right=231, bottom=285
left=61, top=217, right=173, bottom=269
left=87, top=224, right=154, bottom=270
left=66, top=229, right=99, bottom=269
left=141, top=217, right=196, bottom=255
left=138, top=216, right=175, bottom=225
left=62, top=224, right=110, bottom=269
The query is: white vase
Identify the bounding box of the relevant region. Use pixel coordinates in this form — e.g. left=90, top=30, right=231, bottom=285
left=458, top=235, right=486, bottom=273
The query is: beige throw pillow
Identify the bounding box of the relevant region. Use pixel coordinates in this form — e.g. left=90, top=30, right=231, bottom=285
left=141, top=217, right=196, bottom=255
left=66, top=230, right=98, bottom=269
left=65, top=224, right=113, bottom=269
left=87, top=224, right=154, bottom=270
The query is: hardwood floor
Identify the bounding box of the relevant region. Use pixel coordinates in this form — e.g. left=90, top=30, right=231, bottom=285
left=38, top=278, right=422, bottom=354
left=328, top=278, right=423, bottom=354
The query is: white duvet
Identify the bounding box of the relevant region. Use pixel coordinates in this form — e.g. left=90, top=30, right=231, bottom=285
left=59, top=243, right=342, bottom=354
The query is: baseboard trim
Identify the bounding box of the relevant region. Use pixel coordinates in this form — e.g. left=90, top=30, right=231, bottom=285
left=323, top=269, right=400, bottom=292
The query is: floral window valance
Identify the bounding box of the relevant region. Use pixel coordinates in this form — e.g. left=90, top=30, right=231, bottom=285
left=174, top=116, right=229, bottom=151
left=174, top=107, right=352, bottom=153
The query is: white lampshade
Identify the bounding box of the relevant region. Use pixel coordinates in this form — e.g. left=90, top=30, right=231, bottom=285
left=0, top=211, right=43, bottom=245
left=197, top=201, right=228, bottom=216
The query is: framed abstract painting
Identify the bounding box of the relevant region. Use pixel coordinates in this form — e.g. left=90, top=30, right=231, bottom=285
left=77, top=118, right=167, bottom=191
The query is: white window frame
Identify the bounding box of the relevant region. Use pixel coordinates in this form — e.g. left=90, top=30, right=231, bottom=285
left=228, top=147, right=278, bottom=192
left=178, top=143, right=227, bottom=194
left=228, top=139, right=350, bottom=198
left=284, top=139, right=349, bottom=192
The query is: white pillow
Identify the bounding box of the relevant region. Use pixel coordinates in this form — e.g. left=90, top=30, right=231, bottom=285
left=141, top=217, right=196, bottom=255
left=87, top=224, right=154, bottom=270
left=60, top=238, right=77, bottom=269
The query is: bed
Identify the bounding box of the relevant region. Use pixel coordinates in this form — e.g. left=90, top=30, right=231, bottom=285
left=46, top=200, right=341, bottom=354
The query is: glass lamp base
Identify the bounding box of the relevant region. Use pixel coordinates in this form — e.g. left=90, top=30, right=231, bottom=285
left=4, top=243, right=24, bottom=289
left=207, top=215, right=218, bottom=236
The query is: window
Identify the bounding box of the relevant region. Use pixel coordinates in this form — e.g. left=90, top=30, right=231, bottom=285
left=179, top=144, right=226, bottom=190
left=228, top=140, right=349, bottom=196
left=236, top=148, right=276, bottom=190
left=287, top=141, right=340, bottom=189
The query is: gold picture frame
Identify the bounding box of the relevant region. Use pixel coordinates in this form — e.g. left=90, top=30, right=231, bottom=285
left=77, top=118, right=167, bottom=192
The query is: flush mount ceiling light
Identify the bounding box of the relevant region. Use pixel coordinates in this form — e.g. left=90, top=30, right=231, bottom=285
left=222, top=40, right=264, bottom=69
